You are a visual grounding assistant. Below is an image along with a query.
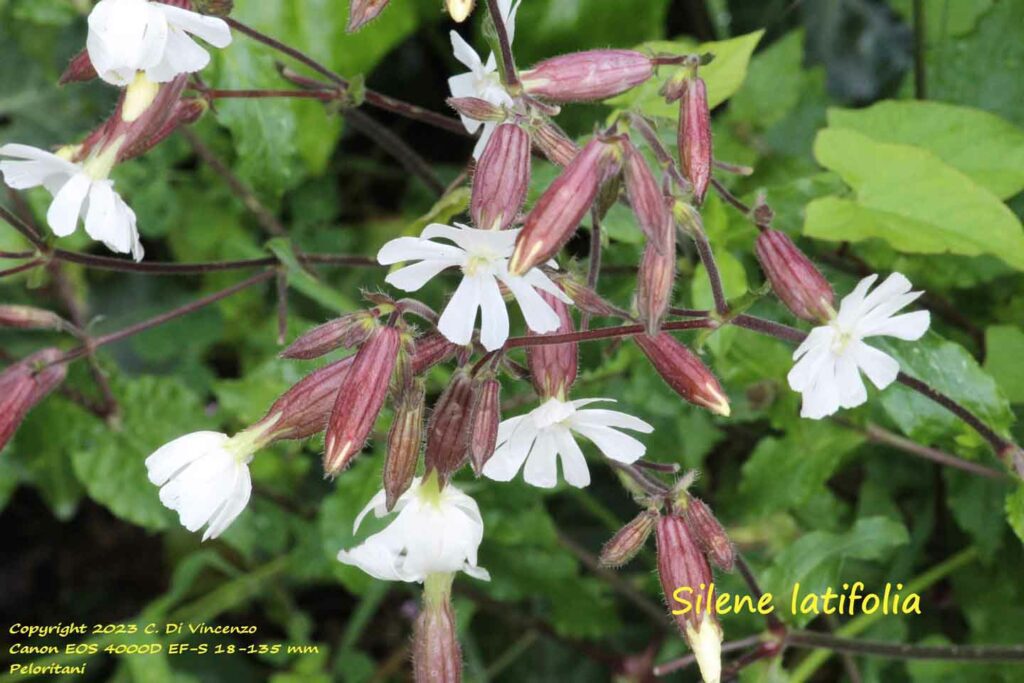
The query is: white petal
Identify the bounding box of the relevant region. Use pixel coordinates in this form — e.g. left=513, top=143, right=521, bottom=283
left=158, top=4, right=232, bottom=47
left=835, top=354, right=868, bottom=409
left=553, top=427, right=590, bottom=488
left=477, top=274, right=510, bottom=351
left=437, top=275, right=484, bottom=346
left=352, top=486, right=392, bottom=533
left=377, top=235, right=464, bottom=265
left=449, top=30, right=483, bottom=71
left=202, top=464, right=251, bottom=540
left=84, top=181, right=119, bottom=245
left=862, top=310, right=930, bottom=341
left=483, top=417, right=534, bottom=481
left=834, top=273, right=879, bottom=327
left=145, top=431, right=229, bottom=485
left=569, top=408, right=654, bottom=433
left=522, top=429, right=559, bottom=488
left=385, top=259, right=460, bottom=292
left=46, top=174, right=91, bottom=237
left=499, top=271, right=561, bottom=333
left=851, top=342, right=901, bottom=390
left=473, top=122, right=496, bottom=160
left=145, top=27, right=210, bottom=82
left=787, top=341, right=833, bottom=392
left=570, top=424, right=647, bottom=464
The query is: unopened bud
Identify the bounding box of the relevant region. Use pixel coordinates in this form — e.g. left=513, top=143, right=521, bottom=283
left=0, top=349, right=67, bottom=453
left=681, top=496, right=734, bottom=571
left=521, top=50, right=655, bottom=102
left=755, top=229, right=834, bottom=323
left=656, top=513, right=722, bottom=683
left=346, top=0, right=388, bottom=31
left=412, top=331, right=460, bottom=375
left=414, top=574, right=462, bottom=683
left=281, top=311, right=379, bottom=360
left=0, top=305, right=67, bottom=331
left=527, top=291, right=577, bottom=399
left=193, top=0, right=233, bottom=14
left=471, top=123, right=531, bottom=231
left=468, top=378, right=501, bottom=474
left=254, top=356, right=355, bottom=442
left=553, top=274, right=631, bottom=319
left=324, top=327, right=402, bottom=476
left=424, top=371, right=475, bottom=481
left=623, top=140, right=672, bottom=251
left=531, top=121, right=580, bottom=167
left=59, top=50, right=98, bottom=85
left=677, top=75, right=712, bottom=204
left=384, top=379, right=426, bottom=509
left=446, top=0, right=474, bottom=22
left=636, top=237, right=676, bottom=335
left=600, top=509, right=657, bottom=568
left=509, top=138, right=619, bottom=275
left=447, top=97, right=505, bottom=122
left=635, top=333, right=729, bottom=416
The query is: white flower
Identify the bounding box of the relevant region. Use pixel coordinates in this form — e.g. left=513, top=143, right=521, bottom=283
left=0, top=144, right=144, bottom=260
left=145, top=431, right=253, bottom=541
left=686, top=612, right=723, bottom=683
left=483, top=397, right=654, bottom=489
left=788, top=272, right=931, bottom=420
left=338, top=477, right=489, bottom=583
left=377, top=223, right=571, bottom=351
left=87, top=0, right=232, bottom=86
left=447, top=0, right=520, bottom=158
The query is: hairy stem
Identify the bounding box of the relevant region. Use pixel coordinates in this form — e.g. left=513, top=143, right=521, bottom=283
left=504, top=319, right=714, bottom=349
left=485, top=0, right=520, bottom=88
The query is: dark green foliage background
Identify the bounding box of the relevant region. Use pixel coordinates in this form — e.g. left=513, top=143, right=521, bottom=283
left=1, top=0, right=1023, bottom=681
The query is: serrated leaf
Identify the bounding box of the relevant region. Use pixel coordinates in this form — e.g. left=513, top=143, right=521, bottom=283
left=739, top=421, right=864, bottom=517
left=761, top=516, right=909, bottom=627
left=608, top=30, right=765, bottom=118
left=806, top=129, right=1024, bottom=270
left=827, top=101, right=1024, bottom=199
left=877, top=333, right=1014, bottom=445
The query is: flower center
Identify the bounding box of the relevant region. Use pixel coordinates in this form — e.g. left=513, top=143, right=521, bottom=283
left=462, top=251, right=498, bottom=277
left=829, top=323, right=855, bottom=355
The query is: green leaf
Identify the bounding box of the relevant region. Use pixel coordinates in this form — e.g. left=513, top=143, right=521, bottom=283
left=728, top=30, right=809, bottom=129
left=944, top=470, right=1010, bottom=558
left=877, top=333, right=1015, bottom=445
left=1005, top=485, right=1024, bottom=546
left=760, top=516, right=909, bottom=627
left=890, top=0, right=993, bottom=38
left=739, top=421, right=864, bottom=517
left=983, top=325, right=1024, bottom=404
left=826, top=101, right=1024, bottom=199
left=70, top=375, right=214, bottom=531
left=317, top=456, right=386, bottom=595
left=608, top=30, right=765, bottom=118
left=267, top=237, right=354, bottom=313
left=806, top=128, right=1024, bottom=270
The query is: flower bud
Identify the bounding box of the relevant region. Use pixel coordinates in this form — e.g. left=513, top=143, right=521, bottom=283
left=0, top=349, right=67, bottom=453
left=656, top=513, right=722, bottom=683
left=754, top=229, right=834, bottom=323
left=471, top=123, right=531, bottom=231
left=635, top=333, right=729, bottom=416
left=447, top=97, right=506, bottom=122
left=59, top=50, right=98, bottom=85
left=385, top=379, right=426, bottom=509
left=527, top=290, right=577, bottom=399
left=324, top=327, right=402, bottom=476
left=412, top=331, right=460, bottom=375
left=446, top=0, right=474, bottom=22
left=623, top=140, right=672, bottom=251
left=521, top=50, right=655, bottom=102
left=468, top=378, right=501, bottom=475
left=531, top=121, right=580, bottom=167
left=600, top=509, right=657, bottom=568
left=0, top=305, right=67, bottom=331
left=636, top=236, right=676, bottom=335
left=552, top=274, right=631, bottom=319
left=677, top=76, right=712, bottom=204
left=254, top=356, right=356, bottom=442
left=347, top=0, right=389, bottom=31
left=681, top=496, right=734, bottom=571
left=281, top=311, right=379, bottom=360
left=509, top=138, right=619, bottom=275
left=414, top=574, right=462, bottom=683
left=424, top=371, right=475, bottom=481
